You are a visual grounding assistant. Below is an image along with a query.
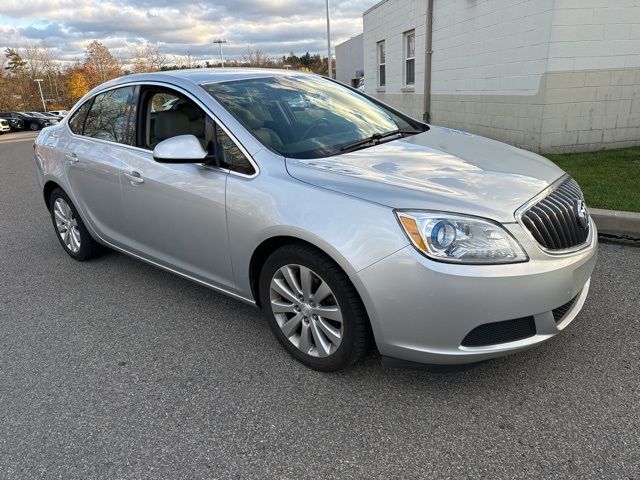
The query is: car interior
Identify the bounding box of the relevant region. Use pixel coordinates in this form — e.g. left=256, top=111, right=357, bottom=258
left=204, top=78, right=393, bottom=158
left=137, top=88, right=255, bottom=175
left=141, top=91, right=207, bottom=150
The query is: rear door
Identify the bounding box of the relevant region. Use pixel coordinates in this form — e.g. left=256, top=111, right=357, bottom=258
left=64, top=86, right=134, bottom=246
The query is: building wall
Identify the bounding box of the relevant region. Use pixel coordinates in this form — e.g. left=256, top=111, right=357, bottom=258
left=363, top=0, right=640, bottom=153
left=363, top=0, right=427, bottom=120
left=428, top=0, right=555, bottom=151
left=335, top=34, right=364, bottom=86
left=539, top=1, right=640, bottom=152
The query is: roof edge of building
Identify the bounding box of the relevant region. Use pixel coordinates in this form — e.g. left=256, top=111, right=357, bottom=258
left=363, top=0, right=389, bottom=16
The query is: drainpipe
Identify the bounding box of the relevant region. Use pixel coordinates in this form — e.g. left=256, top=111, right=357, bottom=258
left=423, top=0, right=434, bottom=123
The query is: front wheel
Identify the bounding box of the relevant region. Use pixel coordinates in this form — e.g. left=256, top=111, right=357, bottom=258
left=259, top=244, right=370, bottom=371
left=29, top=122, right=39, bottom=131
left=48, top=188, right=102, bottom=261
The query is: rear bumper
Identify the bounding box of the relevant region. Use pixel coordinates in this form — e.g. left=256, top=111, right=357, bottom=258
left=352, top=220, right=598, bottom=365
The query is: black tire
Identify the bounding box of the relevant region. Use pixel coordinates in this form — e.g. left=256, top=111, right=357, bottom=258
left=29, top=122, right=39, bottom=131
left=48, top=188, right=102, bottom=261
left=259, top=243, right=370, bottom=371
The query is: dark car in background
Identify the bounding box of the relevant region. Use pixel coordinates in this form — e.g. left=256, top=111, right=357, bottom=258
left=25, top=112, right=59, bottom=126
left=0, top=113, right=25, bottom=131
left=0, top=112, right=52, bottom=131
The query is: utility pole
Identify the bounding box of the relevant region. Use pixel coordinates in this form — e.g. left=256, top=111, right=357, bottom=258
left=212, top=39, right=227, bottom=68
left=325, top=0, right=332, bottom=78
left=34, top=79, right=46, bottom=112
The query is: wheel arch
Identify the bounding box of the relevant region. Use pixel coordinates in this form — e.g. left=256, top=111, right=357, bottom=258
left=43, top=180, right=63, bottom=209
left=248, top=235, right=358, bottom=309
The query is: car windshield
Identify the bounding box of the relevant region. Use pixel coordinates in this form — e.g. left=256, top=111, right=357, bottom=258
left=202, top=75, right=426, bottom=159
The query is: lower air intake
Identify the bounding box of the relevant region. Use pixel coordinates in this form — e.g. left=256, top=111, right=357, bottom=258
left=552, top=295, right=579, bottom=323
left=461, top=316, right=536, bottom=347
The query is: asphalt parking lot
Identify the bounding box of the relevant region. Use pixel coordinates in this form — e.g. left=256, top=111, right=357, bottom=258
left=1, top=136, right=639, bottom=479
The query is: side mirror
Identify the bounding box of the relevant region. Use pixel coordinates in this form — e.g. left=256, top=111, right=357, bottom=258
left=153, top=135, right=208, bottom=163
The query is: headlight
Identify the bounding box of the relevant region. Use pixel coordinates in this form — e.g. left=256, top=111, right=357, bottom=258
left=395, top=210, right=528, bottom=264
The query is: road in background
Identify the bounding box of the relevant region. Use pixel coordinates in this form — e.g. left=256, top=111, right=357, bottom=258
left=1, top=140, right=639, bottom=479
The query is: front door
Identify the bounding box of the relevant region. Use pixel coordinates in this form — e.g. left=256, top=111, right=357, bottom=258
left=119, top=87, right=235, bottom=291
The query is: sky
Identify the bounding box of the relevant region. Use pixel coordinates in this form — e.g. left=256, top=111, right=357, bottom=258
left=0, top=0, right=372, bottom=65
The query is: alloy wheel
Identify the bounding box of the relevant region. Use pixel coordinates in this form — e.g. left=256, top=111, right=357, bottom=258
left=269, top=264, right=344, bottom=358
left=53, top=198, right=81, bottom=253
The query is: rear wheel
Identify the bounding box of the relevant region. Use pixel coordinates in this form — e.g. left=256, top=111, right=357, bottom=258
left=48, top=188, right=102, bottom=261
left=29, top=122, right=39, bottom=131
left=259, top=244, right=369, bottom=371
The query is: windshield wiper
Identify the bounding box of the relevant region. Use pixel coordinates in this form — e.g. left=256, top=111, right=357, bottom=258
left=340, top=129, right=423, bottom=152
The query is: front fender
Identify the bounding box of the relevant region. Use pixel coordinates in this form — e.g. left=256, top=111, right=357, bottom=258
left=226, top=150, right=410, bottom=299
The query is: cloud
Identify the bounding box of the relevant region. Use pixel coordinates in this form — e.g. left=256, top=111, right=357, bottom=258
left=0, top=0, right=372, bottom=64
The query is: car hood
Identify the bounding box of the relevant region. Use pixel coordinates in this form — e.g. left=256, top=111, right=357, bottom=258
left=285, top=125, right=565, bottom=223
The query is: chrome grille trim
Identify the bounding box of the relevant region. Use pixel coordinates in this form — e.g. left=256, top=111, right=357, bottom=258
left=515, top=175, right=592, bottom=255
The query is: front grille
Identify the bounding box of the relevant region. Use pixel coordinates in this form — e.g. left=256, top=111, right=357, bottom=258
left=461, top=317, right=536, bottom=347
left=520, top=177, right=590, bottom=251
left=552, top=294, right=579, bottom=323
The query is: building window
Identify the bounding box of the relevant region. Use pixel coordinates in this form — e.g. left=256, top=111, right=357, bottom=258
left=377, top=41, right=386, bottom=87
left=404, top=30, right=415, bottom=86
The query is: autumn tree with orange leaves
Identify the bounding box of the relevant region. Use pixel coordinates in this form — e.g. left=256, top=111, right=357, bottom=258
left=82, top=40, right=121, bottom=89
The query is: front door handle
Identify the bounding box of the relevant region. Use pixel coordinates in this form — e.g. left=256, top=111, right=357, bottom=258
left=65, top=152, right=79, bottom=163
left=124, top=171, right=144, bottom=185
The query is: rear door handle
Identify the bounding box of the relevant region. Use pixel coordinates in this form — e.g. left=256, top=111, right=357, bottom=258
left=124, top=170, right=144, bottom=185
left=65, top=152, right=78, bottom=163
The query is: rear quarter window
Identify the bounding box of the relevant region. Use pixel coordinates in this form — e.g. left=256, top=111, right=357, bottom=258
left=83, top=87, right=134, bottom=145
left=67, top=100, right=93, bottom=135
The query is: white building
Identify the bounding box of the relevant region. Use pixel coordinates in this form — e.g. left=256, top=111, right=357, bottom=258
left=363, top=0, right=640, bottom=152
left=335, top=34, right=364, bottom=87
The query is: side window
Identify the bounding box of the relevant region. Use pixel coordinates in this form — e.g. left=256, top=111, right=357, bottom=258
left=83, top=87, right=134, bottom=145
left=67, top=100, right=92, bottom=135
left=143, top=90, right=206, bottom=150
left=216, top=125, right=256, bottom=176
left=139, top=87, right=255, bottom=176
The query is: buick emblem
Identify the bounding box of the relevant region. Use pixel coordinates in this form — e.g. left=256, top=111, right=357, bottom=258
left=575, top=199, right=589, bottom=229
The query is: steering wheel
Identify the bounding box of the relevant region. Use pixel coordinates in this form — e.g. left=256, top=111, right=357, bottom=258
left=301, top=118, right=331, bottom=139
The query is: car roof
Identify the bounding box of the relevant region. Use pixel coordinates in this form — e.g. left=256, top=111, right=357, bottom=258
left=91, top=68, right=317, bottom=93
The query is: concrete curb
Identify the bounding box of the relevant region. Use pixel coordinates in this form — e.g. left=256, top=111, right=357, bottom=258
left=591, top=208, right=640, bottom=239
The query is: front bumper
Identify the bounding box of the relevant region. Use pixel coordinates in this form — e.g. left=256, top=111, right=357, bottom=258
left=352, top=220, right=598, bottom=365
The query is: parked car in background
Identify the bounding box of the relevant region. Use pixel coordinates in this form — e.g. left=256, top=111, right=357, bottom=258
left=0, top=113, right=25, bottom=131
left=40, top=112, right=64, bottom=121
left=25, top=112, right=59, bottom=125
left=0, top=118, right=10, bottom=134
left=33, top=69, right=597, bottom=371
left=0, top=112, right=52, bottom=131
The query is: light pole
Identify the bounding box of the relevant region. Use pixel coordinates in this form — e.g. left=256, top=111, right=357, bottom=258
left=212, top=39, right=227, bottom=68
left=325, top=0, right=332, bottom=78
left=34, top=79, right=46, bottom=112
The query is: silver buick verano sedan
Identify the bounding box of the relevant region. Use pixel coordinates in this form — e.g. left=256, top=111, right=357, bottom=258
left=34, top=69, right=597, bottom=371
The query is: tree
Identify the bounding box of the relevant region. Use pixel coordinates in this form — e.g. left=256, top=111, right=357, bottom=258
left=241, top=47, right=273, bottom=68
left=67, top=69, right=88, bottom=102
left=4, top=48, right=27, bottom=75
left=83, top=40, right=120, bottom=88
left=130, top=43, right=167, bottom=73
left=172, top=49, right=195, bottom=69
